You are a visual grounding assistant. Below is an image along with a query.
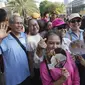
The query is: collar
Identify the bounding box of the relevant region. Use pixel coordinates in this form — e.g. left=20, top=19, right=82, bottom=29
left=8, top=32, right=24, bottom=40
left=68, top=29, right=84, bottom=34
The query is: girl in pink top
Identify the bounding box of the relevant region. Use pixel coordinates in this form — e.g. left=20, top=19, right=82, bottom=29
left=37, top=31, right=80, bottom=85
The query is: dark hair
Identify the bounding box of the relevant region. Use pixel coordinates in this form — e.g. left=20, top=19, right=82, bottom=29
left=26, top=19, right=38, bottom=34
left=80, top=18, right=85, bottom=29
left=37, top=19, right=47, bottom=32
left=45, top=21, right=53, bottom=30
left=51, top=12, right=57, bottom=16
left=27, top=18, right=33, bottom=26
left=43, top=11, right=49, bottom=17
left=0, top=9, right=7, bottom=23
left=25, top=18, right=33, bottom=34
left=46, top=21, right=51, bottom=26
left=44, top=30, right=62, bottom=43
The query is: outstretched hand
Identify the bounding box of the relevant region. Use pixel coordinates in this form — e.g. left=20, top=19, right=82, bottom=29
left=0, top=22, right=10, bottom=40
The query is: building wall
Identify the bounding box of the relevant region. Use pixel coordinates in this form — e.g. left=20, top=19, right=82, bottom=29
left=66, top=0, right=85, bottom=15
left=72, top=0, right=85, bottom=7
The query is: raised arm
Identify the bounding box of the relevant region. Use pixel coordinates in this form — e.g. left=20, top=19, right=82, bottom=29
left=0, top=22, right=10, bottom=43
left=36, top=38, right=47, bottom=57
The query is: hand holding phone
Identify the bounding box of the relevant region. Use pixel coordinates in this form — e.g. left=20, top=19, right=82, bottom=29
left=61, top=68, right=70, bottom=80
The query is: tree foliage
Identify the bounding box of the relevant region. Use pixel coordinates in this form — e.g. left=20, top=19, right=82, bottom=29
left=7, top=0, right=39, bottom=16
left=39, top=0, right=65, bottom=15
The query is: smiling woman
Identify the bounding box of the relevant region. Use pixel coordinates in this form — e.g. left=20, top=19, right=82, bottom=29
left=37, top=30, right=80, bottom=85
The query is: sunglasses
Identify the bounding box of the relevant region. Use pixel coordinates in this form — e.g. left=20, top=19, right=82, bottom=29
left=57, top=24, right=66, bottom=29
left=70, top=19, right=81, bottom=23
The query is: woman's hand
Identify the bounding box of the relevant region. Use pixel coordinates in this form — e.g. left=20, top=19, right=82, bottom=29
left=53, top=68, right=70, bottom=85
left=36, top=38, right=47, bottom=57
left=38, top=38, right=47, bottom=49
left=61, top=68, right=70, bottom=81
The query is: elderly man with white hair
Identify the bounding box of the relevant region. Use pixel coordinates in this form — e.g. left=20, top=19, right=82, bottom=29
left=0, top=14, right=31, bottom=85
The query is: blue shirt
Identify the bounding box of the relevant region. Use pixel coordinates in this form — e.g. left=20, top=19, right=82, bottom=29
left=0, top=32, right=30, bottom=85
left=65, top=29, right=84, bottom=41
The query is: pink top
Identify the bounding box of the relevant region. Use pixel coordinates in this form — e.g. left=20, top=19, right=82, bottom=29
left=41, top=18, right=48, bottom=22
left=40, top=52, right=80, bottom=85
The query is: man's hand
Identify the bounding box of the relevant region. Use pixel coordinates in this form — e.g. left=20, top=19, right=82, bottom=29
left=0, top=22, right=10, bottom=40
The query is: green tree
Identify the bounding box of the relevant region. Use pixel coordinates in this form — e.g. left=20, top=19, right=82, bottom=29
left=39, top=1, right=65, bottom=15
left=39, top=0, right=51, bottom=16
left=55, top=3, right=65, bottom=14
left=7, top=0, right=39, bottom=16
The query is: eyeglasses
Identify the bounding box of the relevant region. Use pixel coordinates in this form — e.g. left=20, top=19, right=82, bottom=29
left=70, top=19, right=81, bottom=23
left=14, top=22, right=23, bottom=25
left=57, top=24, right=66, bottom=29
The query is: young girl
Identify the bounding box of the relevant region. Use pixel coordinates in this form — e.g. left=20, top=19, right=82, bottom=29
left=36, top=31, right=80, bottom=85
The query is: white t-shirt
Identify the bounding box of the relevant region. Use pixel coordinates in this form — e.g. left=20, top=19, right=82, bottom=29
left=27, top=33, right=42, bottom=51
left=62, top=38, right=71, bottom=53
left=26, top=33, right=43, bottom=68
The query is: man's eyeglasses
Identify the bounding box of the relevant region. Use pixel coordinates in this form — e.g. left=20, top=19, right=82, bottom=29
left=70, top=19, right=81, bottom=23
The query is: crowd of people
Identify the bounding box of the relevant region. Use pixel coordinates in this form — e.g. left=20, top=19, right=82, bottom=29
left=0, top=8, right=85, bottom=85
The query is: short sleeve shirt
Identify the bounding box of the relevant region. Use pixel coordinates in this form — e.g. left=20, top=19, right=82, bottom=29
left=65, top=29, right=84, bottom=41
left=0, top=32, right=30, bottom=85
